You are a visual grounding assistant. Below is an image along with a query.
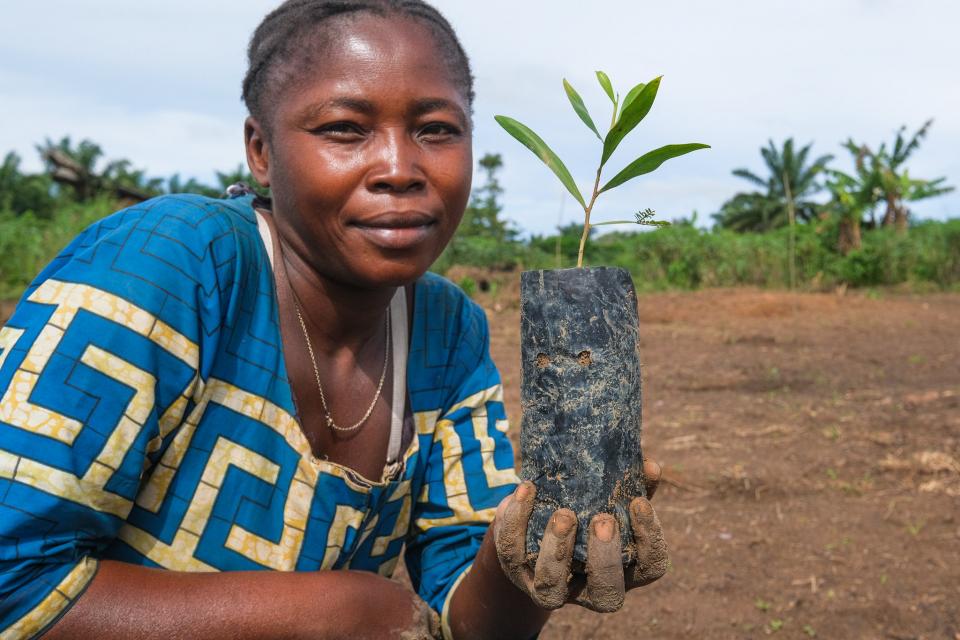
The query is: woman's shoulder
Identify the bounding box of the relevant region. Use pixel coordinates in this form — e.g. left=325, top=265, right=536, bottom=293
left=408, top=273, right=500, bottom=414
left=22, top=193, right=265, bottom=318
left=415, top=272, right=486, bottom=330
left=411, top=272, right=490, bottom=365
left=40, top=193, right=260, bottom=276
left=91, top=193, right=257, bottom=247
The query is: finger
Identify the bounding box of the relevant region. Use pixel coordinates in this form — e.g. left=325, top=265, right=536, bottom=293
left=642, top=458, right=662, bottom=500
left=532, top=508, right=577, bottom=609
left=494, top=482, right=536, bottom=591
left=582, top=514, right=625, bottom=613
left=492, top=493, right=512, bottom=538
left=627, top=497, right=669, bottom=588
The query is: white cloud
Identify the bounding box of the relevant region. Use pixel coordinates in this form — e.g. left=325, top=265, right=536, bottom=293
left=1, top=0, right=957, bottom=233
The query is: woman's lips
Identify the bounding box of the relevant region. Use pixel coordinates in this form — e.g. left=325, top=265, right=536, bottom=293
left=351, top=212, right=438, bottom=250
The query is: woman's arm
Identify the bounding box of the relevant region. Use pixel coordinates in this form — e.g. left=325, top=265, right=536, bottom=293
left=46, top=560, right=438, bottom=640
left=446, top=527, right=549, bottom=640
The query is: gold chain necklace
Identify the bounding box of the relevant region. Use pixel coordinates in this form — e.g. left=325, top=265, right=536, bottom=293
left=293, top=301, right=390, bottom=433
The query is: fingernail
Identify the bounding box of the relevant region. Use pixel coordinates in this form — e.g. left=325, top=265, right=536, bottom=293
left=552, top=512, right=575, bottom=536
left=516, top=482, right=532, bottom=501
left=595, top=517, right=614, bottom=542
left=632, top=497, right=653, bottom=518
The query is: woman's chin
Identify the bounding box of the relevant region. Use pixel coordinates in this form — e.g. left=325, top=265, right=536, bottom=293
left=345, top=255, right=436, bottom=290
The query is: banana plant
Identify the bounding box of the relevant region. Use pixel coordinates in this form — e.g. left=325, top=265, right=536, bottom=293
left=496, top=71, right=709, bottom=267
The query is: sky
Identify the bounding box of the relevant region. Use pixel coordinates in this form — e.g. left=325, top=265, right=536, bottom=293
left=1, top=1, right=958, bottom=235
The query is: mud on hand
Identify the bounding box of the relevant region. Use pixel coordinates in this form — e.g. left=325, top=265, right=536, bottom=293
left=492, top=459, right=667, bottom=613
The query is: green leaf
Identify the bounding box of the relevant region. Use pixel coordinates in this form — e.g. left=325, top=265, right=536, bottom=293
left=620, top=82, right=646, bottom=114
left=599, top=143, right=710, bottom=193
left=494, top=115, right=585, bottom=207
left=596, top=71, right=616, bottom=104
left=563, top=79, right=602, bottom=140
left=601, top=76, right=662, bottom=166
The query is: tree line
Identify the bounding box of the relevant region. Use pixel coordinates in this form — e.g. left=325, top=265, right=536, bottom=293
left=0, top=136, right=264, bottom=219
left=0, top=127, right=956, bottom=298
left=712, top=121, right=953, bottom=254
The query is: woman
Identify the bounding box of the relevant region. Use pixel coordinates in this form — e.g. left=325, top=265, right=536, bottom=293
left=0, top=2, right=666, bottom=638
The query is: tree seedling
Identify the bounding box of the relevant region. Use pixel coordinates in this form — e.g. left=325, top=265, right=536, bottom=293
left=496, top=71, right=709, bottom=267
left=507, top=71, right=707, bottom=569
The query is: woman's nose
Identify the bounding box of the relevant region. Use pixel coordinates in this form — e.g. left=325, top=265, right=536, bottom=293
left=365, top=130, right=426, bottom=194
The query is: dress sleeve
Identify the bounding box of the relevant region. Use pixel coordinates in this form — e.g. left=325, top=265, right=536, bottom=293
left=0, top=196, right=235, bottom=638
left=403, top=289, right=519, bottom=639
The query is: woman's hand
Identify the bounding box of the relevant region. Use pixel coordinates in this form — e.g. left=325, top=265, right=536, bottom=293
left=492, top=458, right=667, bottom=613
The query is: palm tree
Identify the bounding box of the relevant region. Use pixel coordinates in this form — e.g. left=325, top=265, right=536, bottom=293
left=824, top=169, right=867, bottom=254
left=714, top=139, right=833, bottom=231
left=843, top=120, right=953, bottom=233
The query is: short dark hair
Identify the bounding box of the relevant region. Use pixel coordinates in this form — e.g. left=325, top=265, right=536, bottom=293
left=242, top=0, right=474, bottom=128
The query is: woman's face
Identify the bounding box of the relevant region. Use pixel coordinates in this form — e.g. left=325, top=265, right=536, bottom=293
left=246, top=14, right=473, bottom=289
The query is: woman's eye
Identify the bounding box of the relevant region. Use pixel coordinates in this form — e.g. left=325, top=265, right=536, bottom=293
left=419, top=123, right=461, bottom=141
left=314, top=122, right=365, bottom=139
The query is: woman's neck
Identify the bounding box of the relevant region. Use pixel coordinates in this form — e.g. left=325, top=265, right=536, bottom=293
left=282, top=248, right=395, bottom=353
left=263, top=208, right=396, bottom=355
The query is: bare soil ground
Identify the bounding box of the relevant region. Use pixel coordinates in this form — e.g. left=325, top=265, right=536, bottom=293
left=480, top=285, right=960, bottom=640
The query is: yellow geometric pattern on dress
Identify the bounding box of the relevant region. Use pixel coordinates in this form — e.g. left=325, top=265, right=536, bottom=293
left=345, top=513, right=381, bottom=570
left=0, top=281, right=201, bottom=522
left=133, top=378, right=254, bottom=514
left=0, top=279, right=198, bottom=447
left=376, top=553, right=401, bottom=578
left=321, top=504, right=366, bottom=569
left=372, top=480, right=413, bottom=556
left=0, top=451, right=15, bottom=480
left=79, top=346, right=155, bottom=488
left=473, top=410, right=518, bottom=489
left=120, top=436, right=280, bottom=572
left=0, top=450, right=131, bottom=518
left=415, top=409, right=441, bottom=436
left=224, top=459, right=315, bottom=571
left=1, top=277, right=505, bottom=574
left=413, top=384, right=515, bottom=532
left=134, top=381, right=208, bottom=513
left=0, top=327, right=25, bottom=372
left=121, top=379, right=389, bottom=571
left=0, top=557, right=98, bottom=640
left=0, top=349, right=188, bottom=518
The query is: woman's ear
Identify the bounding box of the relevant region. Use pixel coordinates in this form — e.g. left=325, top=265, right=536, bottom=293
left=244, top=116, right=271, bottom=187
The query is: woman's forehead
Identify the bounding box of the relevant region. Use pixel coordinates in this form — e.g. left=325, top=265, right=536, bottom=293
left=282, top=16, right=468, bottom=112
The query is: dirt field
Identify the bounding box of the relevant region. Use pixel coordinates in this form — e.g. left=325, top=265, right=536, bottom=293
left=482, top=286, right=960, bottom=640
left=2, top=287, right=957, bottom=639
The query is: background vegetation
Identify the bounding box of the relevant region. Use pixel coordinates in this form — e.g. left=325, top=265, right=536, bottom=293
left=0, top=128, right=956, bottom=302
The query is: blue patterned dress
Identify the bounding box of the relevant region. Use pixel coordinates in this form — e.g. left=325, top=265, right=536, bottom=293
left=0, top=194, right=518, bottom=639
